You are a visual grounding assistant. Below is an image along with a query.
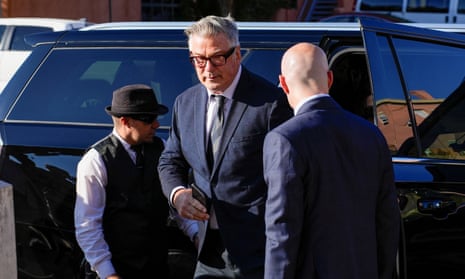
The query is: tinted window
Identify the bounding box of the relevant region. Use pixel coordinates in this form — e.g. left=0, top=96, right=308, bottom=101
left=330, top=52, right=373, bottom=121
left=8, top=48, right=196, bottom=127
left=241, top=49, right=284, bottom=85
left=9, top=47, right=284, bottom=128
left=10, top=26, right=53, bottom=50
left=368, top=33, right=465, bottom=160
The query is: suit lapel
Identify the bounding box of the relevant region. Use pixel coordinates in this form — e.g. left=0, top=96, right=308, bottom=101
left=211, top=70, right=250, bottom=174
left=212, top=99, right=247, bottom=173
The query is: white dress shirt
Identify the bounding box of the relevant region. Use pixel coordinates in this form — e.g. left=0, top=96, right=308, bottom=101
left=74, top=129, right=127, bottom=278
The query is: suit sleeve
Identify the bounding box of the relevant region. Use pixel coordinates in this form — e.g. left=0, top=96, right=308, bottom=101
left=158, top=97, right=190, bottom=199
left=263, top=131, right=304, bottom=279
left=375, top=135, right=401, bottom=279
left=269, top=93, right=293, bottom=130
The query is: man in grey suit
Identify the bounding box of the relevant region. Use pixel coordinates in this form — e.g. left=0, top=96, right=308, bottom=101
left=263, top=42, right=400, bottom=279
left=158, top=15, right=292, bottom=279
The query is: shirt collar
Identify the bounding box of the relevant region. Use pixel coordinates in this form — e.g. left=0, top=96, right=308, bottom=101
left=294, top=93, right=329, bottom=115
left=112, top=129, right=131, bottom=151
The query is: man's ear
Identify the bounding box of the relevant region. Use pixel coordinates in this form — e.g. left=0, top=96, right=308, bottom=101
left=279, top=74, right=290, bottom=95
left=327, top=70, right=334, bottom=89
left=120, top=116, right=131, bottom=127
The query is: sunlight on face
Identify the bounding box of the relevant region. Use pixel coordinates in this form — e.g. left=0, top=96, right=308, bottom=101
left=189, top=33, right=240, bottom=93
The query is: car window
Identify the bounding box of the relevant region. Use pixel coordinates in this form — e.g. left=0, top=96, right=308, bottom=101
left=329, top=51, right=373, bottom=121
left=10, top=26, right=53, bottom=50
left=8, top=48, right=196, bottom=127
left=9, top=46, right=285, bottom=129
left=367, top=32, right=465, bottom=160
left=241, top=49, right=284, bottom=85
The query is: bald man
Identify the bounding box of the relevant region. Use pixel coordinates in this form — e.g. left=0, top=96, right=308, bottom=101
left=263, top=43, right=400, bottom=279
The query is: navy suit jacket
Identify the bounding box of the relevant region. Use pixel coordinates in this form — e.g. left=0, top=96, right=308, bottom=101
left=263, top=96, right=400, bottom=279
left=158, top=67, right=292, bottom=272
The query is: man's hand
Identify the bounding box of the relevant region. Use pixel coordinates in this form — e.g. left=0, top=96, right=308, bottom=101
left=173, top=188, right=209, bottom=221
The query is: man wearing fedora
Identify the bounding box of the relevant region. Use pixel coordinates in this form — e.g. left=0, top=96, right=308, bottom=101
left=75, top=84, right=179, bottom=279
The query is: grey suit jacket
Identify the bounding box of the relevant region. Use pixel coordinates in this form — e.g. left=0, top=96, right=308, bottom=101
left=263, top=96, right=400, bottom=279
left=158, top=67, right=292, bottom=273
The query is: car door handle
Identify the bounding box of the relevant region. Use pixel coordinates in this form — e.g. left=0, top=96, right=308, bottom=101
left=417, top=198, right=456, bottom=219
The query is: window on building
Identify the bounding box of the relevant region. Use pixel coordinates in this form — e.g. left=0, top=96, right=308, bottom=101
left=142, top=0, right=181, bottom=20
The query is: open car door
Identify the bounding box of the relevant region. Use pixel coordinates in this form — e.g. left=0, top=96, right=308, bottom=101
left=361, top=18, right=465, bottom=279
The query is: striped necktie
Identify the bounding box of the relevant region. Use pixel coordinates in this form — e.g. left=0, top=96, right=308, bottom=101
left=207, top=95, right=225, bottom=167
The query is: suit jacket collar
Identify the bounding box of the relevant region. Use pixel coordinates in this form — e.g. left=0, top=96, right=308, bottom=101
left=296, top=95, right=341, bottom=116
left=295, top=93, right=328, bottom=114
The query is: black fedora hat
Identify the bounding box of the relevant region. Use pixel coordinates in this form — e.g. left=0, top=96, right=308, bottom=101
left=105, top=84, right=168, bottom=116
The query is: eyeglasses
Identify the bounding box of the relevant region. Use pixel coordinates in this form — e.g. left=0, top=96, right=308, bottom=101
left=130, top=114, right=157, bottom=124
left=189, top=47, right=236, bottom=67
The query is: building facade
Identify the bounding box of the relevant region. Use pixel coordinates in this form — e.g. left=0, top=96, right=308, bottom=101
left=0, top=0, right=355, bottom=23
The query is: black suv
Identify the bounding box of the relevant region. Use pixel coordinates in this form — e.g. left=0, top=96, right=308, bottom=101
left=2, top=19, right=465, bottom=278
